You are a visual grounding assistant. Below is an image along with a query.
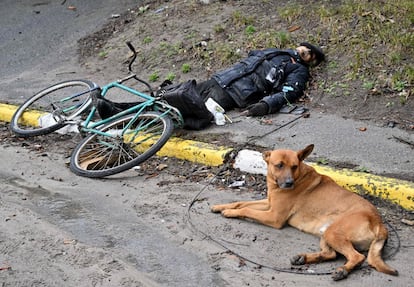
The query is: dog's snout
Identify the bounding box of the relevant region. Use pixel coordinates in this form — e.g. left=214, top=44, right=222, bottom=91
left=285, top=178, right=294, bottom=187
left=278, top=178, right=294, bottom=189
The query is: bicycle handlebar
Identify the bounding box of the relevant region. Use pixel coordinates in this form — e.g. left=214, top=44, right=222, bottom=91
left=126, top=41, right=136, bottom=54
left=124, top=41, right=155, bottom=96
left=126, top=41, right=137, bottom=72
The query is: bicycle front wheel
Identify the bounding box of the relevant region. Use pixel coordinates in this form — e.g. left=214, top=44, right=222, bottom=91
left=70, top=111, right=174, bottom=178
left=10, top=79, right=98, bottom=137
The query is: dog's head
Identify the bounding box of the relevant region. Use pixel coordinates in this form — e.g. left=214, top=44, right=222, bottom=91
left=263, top=144, right=314, bottom=189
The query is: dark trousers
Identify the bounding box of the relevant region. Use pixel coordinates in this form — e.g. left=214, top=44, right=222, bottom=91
left=195, top=79, right=237, bottom=111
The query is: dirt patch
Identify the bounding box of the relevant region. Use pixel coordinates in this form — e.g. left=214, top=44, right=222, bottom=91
left=78, top=0, right=413, bottom=131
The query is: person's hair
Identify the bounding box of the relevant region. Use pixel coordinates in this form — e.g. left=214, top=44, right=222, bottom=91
left=300, top=42, right=325, bottom=66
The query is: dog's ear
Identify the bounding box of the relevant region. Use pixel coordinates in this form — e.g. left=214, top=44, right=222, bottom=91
left=263, top=150, right=272, bottom=163
left=297, top=144, right=314, bottom=161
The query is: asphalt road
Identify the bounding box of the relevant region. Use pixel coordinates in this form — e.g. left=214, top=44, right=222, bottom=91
left=195, top=110, right=414, bottom=181
left=0, top=0, right=139, bottom=102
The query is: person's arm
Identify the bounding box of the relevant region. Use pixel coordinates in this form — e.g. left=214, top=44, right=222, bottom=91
left=258, top=64, right=310, bottom=114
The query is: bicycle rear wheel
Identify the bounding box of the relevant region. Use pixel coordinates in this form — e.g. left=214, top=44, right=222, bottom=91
left=10, top=79, right=98, bottom=137
left=70, top=111, right=174, bottom=178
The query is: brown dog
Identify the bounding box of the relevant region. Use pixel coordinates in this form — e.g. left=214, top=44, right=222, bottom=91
left=211, top=144, right=398, bottom=280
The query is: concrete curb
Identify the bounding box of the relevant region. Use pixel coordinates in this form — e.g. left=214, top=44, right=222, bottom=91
left=0, top=103, right=46, bottom=126
left=1, top=103, right=233, bottom=166
left=2, top=103, right=413, bottom=210
left=156, top=137, right=233, bottom=167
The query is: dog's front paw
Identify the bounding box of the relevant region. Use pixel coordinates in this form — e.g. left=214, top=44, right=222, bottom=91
left=211, top=205, right=225, bottom=213
left=290, top=255, right=306, bottom=265
left=221, top=209, right=239, bottom=218
left=332, top=267, right=349, bottom=281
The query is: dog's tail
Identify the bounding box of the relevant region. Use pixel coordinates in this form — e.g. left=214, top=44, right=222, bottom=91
left=367, top=225, right=398, bottom=276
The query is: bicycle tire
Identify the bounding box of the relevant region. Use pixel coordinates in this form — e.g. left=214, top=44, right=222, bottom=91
left=10, top=79, right=98, bottom=137
left=70, top=111, right=174, bottom=178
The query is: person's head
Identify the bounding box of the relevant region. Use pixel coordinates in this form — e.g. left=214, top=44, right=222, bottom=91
left=296, top=42, right=325, bottom=66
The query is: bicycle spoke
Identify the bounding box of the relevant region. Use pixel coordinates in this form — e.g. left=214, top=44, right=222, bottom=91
left=78, top=132, right=142, bottom=171
left=70, top=112, right=173, bottom=177
left=11, top=80, right=96, bottom=137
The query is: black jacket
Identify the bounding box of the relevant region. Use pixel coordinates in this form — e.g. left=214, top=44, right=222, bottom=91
left=212, top=48, right=310, bottom=113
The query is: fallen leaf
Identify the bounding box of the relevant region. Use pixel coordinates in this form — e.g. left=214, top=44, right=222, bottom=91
left=0, top=265, right=11, bottom=271
left=361, top=11, right=372, bottom=17
left=67, top=5, right=76, bottom=11
left=359, top=127, right=367, bottom=132
left=288, top=25, right=301, bottom=32
left=238, top=258, right=247, bottom=267
left=145, top=173, right=159, bottom=179
left=63, top=239, right=77, bottom=245
left=401, top=218, right=414, bottom=226
left=260, top=119, right=273, bottom=125
left=157, top=163, right=168, bottom=171
left=34, top=144, right=42, bottom=150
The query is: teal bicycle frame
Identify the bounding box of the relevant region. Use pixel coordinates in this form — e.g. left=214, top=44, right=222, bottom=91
left=78, top=78, right=183, bottom=139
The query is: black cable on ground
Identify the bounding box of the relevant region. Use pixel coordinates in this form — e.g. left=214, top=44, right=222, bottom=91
left=246, top=113, right=306, bottom=145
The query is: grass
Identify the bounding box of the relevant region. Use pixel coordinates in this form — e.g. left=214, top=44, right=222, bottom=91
left=131, top=0, right=412, bottom=102
left=181, top=63, right=191, bottom=73
left=220, top=1, right=410, bottom=98
left=247, top=0, right=414, bottom=103
left=149, top=71, right=159, bottom=82
left=291, top=0, right=414, bottom=95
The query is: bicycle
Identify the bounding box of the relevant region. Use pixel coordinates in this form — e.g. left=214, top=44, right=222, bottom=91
left=10, top=42, right=184, bottom=178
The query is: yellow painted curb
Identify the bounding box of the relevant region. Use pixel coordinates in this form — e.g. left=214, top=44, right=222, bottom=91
left=0, top=103, right=233, bottom=167
left=312, top=164, right=414, bottom=210
left=0, top=103, right=46, bottom=126
left=156, top=137, right=233, bottom=167
left=0, top=103, right=17, bottom=123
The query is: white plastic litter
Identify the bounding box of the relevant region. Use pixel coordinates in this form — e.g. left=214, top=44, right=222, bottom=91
left=233, top=149, right=267, bottom=175
left=205, top=98, right=229, bottom=126
left=38, top=113, right=81, bottom=134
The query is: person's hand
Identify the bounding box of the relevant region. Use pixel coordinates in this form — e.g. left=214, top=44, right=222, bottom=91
left=246, top=102, right=269, bottom=116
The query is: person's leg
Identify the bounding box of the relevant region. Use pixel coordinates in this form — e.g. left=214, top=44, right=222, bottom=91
left=196, top=79, right=236, bottom=111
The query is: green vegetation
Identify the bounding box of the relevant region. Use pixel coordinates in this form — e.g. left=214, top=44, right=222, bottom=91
left=166, top=72, right=176, bottom=82
left=159, top=41, right=182, bottom=57
left=275, top=0, right=414, bottom=98
left=98, top=51, right=108, bottom=58
left=245, top=25, right=256, bottom=35
left=231, top=10, right=255, bottom=26
left=213, top=24, right=225, bottom=33
left=149, top=71, right=159, bottom=82
left=143, top=36, right=152, bottom=44
left=316, top=158, right=329, bottom=165
left=138, top=5, right=149, bottom=14
left=354, top=166, right=370, bottom=173
left=363, top=81, right=375, bottom=91
left=181, top=63, right=191, bottom=73
left=134, top=0, right=412, bottom=105
left=211, top=0, right=410, bottom=98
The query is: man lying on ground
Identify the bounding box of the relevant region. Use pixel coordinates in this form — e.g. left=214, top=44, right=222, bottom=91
left=95, top=42, right=325, bottom=130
